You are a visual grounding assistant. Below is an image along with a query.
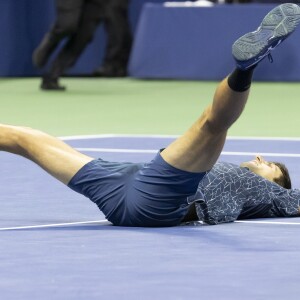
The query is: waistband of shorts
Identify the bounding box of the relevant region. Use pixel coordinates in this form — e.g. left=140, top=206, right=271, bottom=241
left=157, top=149, right=208, bottom=176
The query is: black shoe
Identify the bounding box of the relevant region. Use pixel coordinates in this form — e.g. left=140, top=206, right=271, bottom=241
left=40, top=77, right=66, bottom=91
left=93, top=65, right=127, bottom=77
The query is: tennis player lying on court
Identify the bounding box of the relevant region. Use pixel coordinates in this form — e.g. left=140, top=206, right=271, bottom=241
left=2, top=3, right=300, bottom=226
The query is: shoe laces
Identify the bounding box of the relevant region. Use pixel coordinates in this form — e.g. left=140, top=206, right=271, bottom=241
left=268, top=53, right=273, bottom=63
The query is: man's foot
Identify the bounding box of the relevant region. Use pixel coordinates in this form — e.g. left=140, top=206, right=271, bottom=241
left=232, top=3, right=300, bottom=70
left=93, top=65, right=127, bottom=77
left=40, top=77, right=66, bottom=91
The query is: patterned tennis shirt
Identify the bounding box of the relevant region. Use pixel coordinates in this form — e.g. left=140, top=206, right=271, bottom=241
left=188, top=162, right=300, bottom=225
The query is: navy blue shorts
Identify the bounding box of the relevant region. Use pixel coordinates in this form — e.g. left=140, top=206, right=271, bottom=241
left=68, top=151, right=206, bottom=227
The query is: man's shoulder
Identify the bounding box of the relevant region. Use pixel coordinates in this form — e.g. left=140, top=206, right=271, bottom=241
left=212, top=161, right=246, bottom=174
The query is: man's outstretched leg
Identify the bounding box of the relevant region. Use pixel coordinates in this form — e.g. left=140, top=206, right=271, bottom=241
left=0, top=125, right=93, bottom=185
left=161, top=72, right=251, bottom=173
left=161, top=3, right=300, bottom=173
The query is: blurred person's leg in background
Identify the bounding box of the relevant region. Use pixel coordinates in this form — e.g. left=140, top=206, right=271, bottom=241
left=93, top=0, right=132, bottom=77
left=34, top=0, right=106, bottom=91
left=33, top=0, right=84, bottom=85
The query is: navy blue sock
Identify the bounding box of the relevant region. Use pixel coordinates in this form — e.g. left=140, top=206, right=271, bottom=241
left=227, top=66, right=256, bottom=92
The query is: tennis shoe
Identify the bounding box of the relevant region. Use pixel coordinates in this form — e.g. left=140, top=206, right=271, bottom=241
left=232, top=3, right=300, bottom=70
left=40, top=76, right=66, bottom=91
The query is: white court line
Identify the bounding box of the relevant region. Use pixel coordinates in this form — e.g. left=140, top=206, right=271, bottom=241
left=60, top=134, right=178, bottom=140
left=59, top=134, right=300, bottom=142
left=1, top=219, right=300, bottom=231
left=75, top=148, right=157, bottom=153
left=59, top=134, right=300, bottom=157
left=235, top=220, right=300, bottom=225
left=0, top=220, right=109, bottom=231
left=221, top=152, right=300, bottom=158
left=75, top=147, right=300, bottom=158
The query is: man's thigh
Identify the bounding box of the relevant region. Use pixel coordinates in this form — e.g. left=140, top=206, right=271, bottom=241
left=161, top=105, right=227, bottom=174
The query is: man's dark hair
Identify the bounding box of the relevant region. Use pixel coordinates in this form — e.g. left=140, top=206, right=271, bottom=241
left=273, top=162, right=292, bottom=189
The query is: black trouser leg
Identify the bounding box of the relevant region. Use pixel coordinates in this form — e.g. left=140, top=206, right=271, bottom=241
left=33, top=0, right=84, bottom=68
left=102, top=0, right=132, bottom=69
left=48, top=0, right=84, bottom=41
left=47, top=0, right=105, bottom=80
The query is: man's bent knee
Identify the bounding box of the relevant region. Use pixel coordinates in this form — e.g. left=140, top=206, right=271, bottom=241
left=202, top=118, right=228, bottom=136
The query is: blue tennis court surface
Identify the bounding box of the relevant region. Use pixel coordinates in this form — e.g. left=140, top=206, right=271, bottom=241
left=1, top=135, right=300, bottom=300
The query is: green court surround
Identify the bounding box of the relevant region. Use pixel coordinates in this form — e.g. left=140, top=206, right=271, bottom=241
left=1, top=78, right=299, bottom=137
